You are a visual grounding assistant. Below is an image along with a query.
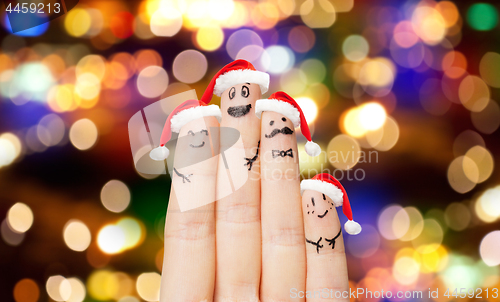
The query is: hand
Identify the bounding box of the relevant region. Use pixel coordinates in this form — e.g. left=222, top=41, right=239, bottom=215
left=158, top=113, right=350, bottom=301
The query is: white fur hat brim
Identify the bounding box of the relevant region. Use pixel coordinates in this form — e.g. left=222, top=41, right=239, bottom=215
left=255, top=99, right=301, bottom=127
left=170, top=104, right=222, bottom=133
left=300, top=179, right=344, bottom=207
left=213, top=69, right=270, bottom=96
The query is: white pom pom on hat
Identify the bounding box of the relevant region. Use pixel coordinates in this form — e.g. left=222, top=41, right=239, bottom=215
left=255, top=91, right=321, bottom=157
left=149, top=145, right=169, bottom=161
left=149, top=99, right=221, bottom=161
left=300, top=173, right=362, bottom=235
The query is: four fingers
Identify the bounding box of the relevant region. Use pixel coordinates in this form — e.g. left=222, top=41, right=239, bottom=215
left=161, top=101, right=352, bottom=301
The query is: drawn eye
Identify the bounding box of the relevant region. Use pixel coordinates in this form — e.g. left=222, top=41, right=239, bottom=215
left=200, top=129, right=208, bottom=136
left=188, top=130, right=195, bottom=136
left=241, top=86, right=249, bottom=98
left=282, top=117, right=286, bottom=122
left=270, top=120, right=274, bottom=126
left=229, top=87, right=236, bottom=100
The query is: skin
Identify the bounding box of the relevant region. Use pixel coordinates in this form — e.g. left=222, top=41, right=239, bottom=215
left=159, top=100, right=351, bottom=302
left=160, top=116, right=219, bottom=302
left=215, top=83, right=262, bottom=301
left=260, top=111, right=306, bottom=301
left=302, top=190, right=349, bottom=302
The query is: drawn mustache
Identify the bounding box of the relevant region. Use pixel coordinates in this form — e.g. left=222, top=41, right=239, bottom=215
left=227, top=104, right=252, bottom=118
left=265, top=127, right=294, bottom=138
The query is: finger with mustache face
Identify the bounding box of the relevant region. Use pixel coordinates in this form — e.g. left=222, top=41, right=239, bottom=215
left=255, top=91, right=321, bottom=301
left=264, top=126, right=294, bottom=138
left=257, top=112, right=305, bottom=301
left=227, top=104, right=252, bottom=118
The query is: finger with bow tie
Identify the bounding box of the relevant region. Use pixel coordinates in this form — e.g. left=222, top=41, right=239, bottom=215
left=272, top=148, right=293, bottom=158
left=256, top=92, right=310, bottom=300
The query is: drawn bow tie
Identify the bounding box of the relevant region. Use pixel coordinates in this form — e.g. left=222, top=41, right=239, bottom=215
left=272, top=148, right=293, bottom=158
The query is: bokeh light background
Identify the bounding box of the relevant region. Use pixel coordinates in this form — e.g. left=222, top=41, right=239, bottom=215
left=1, top=0, right=500, bottom=301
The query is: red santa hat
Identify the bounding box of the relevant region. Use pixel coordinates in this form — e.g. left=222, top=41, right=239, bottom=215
left=300, top=173, right=362, bottom=235
left=200, top=59, right=270, bottom=104
left=255, top=91, right=321, bottom=157
left=149, top=99, right=221, bottom=161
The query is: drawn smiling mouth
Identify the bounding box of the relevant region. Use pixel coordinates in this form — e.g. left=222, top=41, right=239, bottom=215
left=265, top=127, right=294, bottom=138
left=317, top=210, right=328, bottom=218
left=189, top=141, right=205, bottom=148
left=227, top=104, right=252, bottom=118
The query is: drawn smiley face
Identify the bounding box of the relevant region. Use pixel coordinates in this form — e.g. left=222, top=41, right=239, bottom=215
left=264, top=116, right=294, bottom=139
left=176, top=116, right=218, bottom=155
left=187, top=129, right=208, bottom=148
left=221, top=83, right=261, bottom=118
left=305, top=191, right=334, bottom=219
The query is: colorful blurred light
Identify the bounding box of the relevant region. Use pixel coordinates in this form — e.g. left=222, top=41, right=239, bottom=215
left=300, top=59, right=326, bottom=85
left=393, top=21, right=419, bottom=48
left=196, top=25, right=224, bottom=51
left=479, top=52, right=500, bottom=88
left=101, top=180, right=131, bottom=213
left=327, top=134, right=361, bottom=170
left=64, top=9, right=92, bottom=37
left=458, top=75, right=490, bottom=112
left=46, top=275, right=71, bottom=302
left=447, top=156, right=477, bottom=193
left=117, top=217, right=144, bottom=250
left=150, top=8, right=183, bottom=37
left=172, top=50, right=207, bottom=83
left=0, top=132, right=21, bottom=168
left=343, top=35, right=369, bottom=62
left=295, top=97, right=318, bottom=124
left=358, top=102, right=386, bottom=131
left=66, top=278, right=86, bottom=302
left=69, top=119, right=98, bottom=151
left=371, top=116, right=399, bottom=151
left=13, top=278, right=40, bottom=302
left=208, top=0, right=235, bottom=21
left=136, top=272, right=161, bottom=302
left=7, top=202, right=33, bottom=233
left=464, top=146, right=494, bottom=183
left=300, top=0, right=336, bottom=28
left=288, top=25, right=315, bottom=53
left=279, top=68, right=307, bottom=95
left=480, top=231, right=500, bottom=266
left=264, top=45, right=294, bottom=74
left=87, top=270, right=119, bottom=300
left=97, top=225, right=126, bottom=254
left=476, top=186, right=500, bottom=222
left=251, top=2, right=279, bottom=30
left=137, top=66, right=169, bottom=98
left=110, top=12, right=135, bottom=39
left=63, top=220, right=92, bottom=252
left=37, top=114, right=65, bottom=147
left=393, top=256, right=420, bottom=285
left=452, top=130, right=485, bottom=157
left=467, top=3, right=498, bottom=31
left=1, top=219, right=24, bottom=246
left=411, top=5, right=447, bottom=45
left=226, top=29, right=263, bottom=60
left=378, top=205, right=407, bottom=240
